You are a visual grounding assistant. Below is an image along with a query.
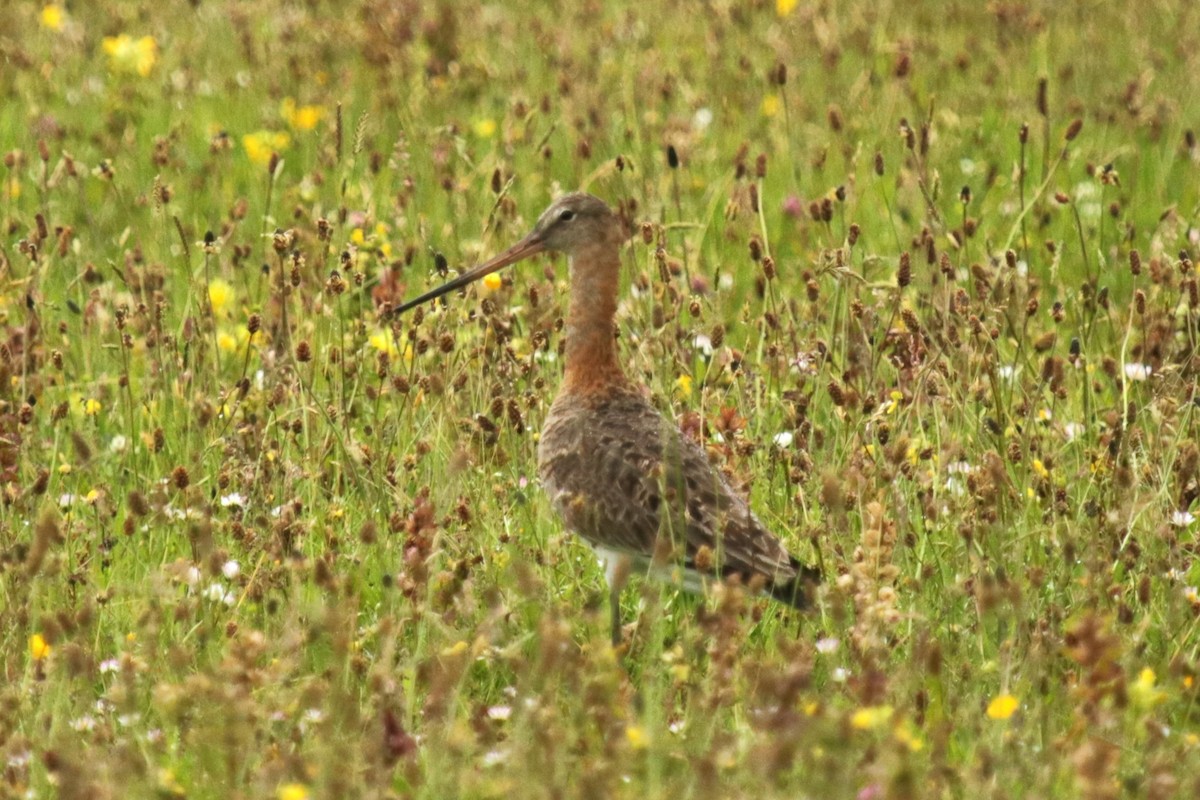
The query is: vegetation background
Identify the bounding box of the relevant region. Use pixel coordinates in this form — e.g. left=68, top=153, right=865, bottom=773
left=2, top=0, right=1199, bottom=797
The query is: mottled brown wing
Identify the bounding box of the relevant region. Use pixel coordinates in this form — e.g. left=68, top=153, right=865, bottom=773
left=538, top=392, right=802, bottom=588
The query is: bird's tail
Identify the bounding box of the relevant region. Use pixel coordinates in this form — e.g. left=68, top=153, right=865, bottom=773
left=767, top=561, right=821, bottom=610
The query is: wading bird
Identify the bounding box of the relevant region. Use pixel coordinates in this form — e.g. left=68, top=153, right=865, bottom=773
left=392, top=193, right=819, bottom=644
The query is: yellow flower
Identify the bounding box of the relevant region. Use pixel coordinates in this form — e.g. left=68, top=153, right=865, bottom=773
left=893, top=721, right=923, bottom=752
left=675, top=374, right=693, bottom=397
left=242, top=131, right=291, bottom=166
left=280, top=98, right=326, bottom=132
left=482, top=273, right=503, bottom=291
left=1130, top=668, right=1167, bottom=710
left=776, top=0, right=799, bottom=15
left=473, top=118, right=498, bottom=138
left=4, top=178, right=19, bottom=200
left=850, top=705, right=893, bottom=730
left=277, top=784, right=309, bottom=800
left=440, top=640, right=469, bottom=658
left=350, top=228, right=366, bottom=246
left=625, top=725, right=649, bottom=750
left=29, top=633, right=51, bottom=661
left=761, top=94, right=781, bottom=118
left=102, top=34, right=158, bottom=77
left=40, top=4, right=65, bottom=31
left=58, top=463, right=72, bottom=475
left=84, top=398, right=102, bottom=416
left=1031, top=459, right=1049, bottom=480
left=986, top=693, right=1019, bottom=720
left=217, top=331, right=237, bottom=353
left=369, top=332, right=398, bottom=357
left=208, top=279, right=233, bottom=313
left=86, top=489, right=101, bottom=504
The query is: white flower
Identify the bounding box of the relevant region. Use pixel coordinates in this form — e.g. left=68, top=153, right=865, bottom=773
left=815, top=637, right=840, bottom=654
left=221, top=560, right=240, bottom=579
left=1124, top=362, right=1152, bottom=381
left=692, top=107, right=713, bottom=131
left=946, top=460, right=973, bottom=475
left=831, top=667, right=848, bottom=683
left=998, top=365, right=1018, bottom=381
left=58, top=493, right=77, bottom=508
left=99, top=658, right=121, bottom=674
left=1170, top=510, right=1196, bottom=527
left=70, top=715, right=97, bottom=732
left=772, top=431, right=795, bottom=448
left=219, top=492, right=246, bottom=508
left=486, top=705, right=512, bottom=721
left=184, top=566, right=202, bottom=586
left=202, top=582, right=235, bottom=605
left=109, top=435, right=128, bottom=453
left=482, top=749, right=509, bottom=767
left=1064, top=422, right=1085, bottom=442
left=692, top=334, right=713, bottom=356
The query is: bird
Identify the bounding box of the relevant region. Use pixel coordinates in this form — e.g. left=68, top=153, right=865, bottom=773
left=392, top=192, right=820, bottom=644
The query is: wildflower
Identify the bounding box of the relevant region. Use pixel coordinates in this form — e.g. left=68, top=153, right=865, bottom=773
left=369, top=331, right=399, bottom=357
left=1031, top=459, right=1049, bottom=480
left=776, top=0, right=799, bottom=15
left=99, top=658, right=120, bottom=674
left=217, top=331, right=237, bottom=353
left=109, top=435, right=128, bottom=453
left=280, top=98, right=326, bottom=132
left=242, top=131, right=291, bottom=167
left=482, top=273, right=503, bottom=291
left=29, top=633, right=51, bottom=661
left=4, top=178, right=19, bottom=200
left=486, top=705, right=512, bottom=721
left=773, top=431, right=795, bottom=448
left=221, top=560, right=240, bottom=579
left=102, top=34, right=158, bottom=77
left=692, top=108, right=713, bottom=131
left=625, top=725, right=649, bottom=749
left=884, top=390, right=903, bottom=415
left=40, top=4, right=65, bottom=30
left=850, top=705, right=893, bottom=730
left=1064, top=422, right=1085, bottom=442
left=986, top=693, right=1019, bottom=720
left=1171, top=510, right=1196, bottom=527
left=893, top=721, right=924, bottom=752
left=1123, top=362, right=1152, bottom=381
left=220, top=492, right=245, bottom=508
left=208, top=279, right=233, bottom=313
left=693, top=334, right=713, bottom=356
left=675, top=374, right=693, bottom=397
left=440, top=640, right=469, bottom=658
left=761, top=95, right=781, bottom=118
left=473, top=119, right=498, bottom=138
left=277, top=784, right=310, bottom=800
left=1130, top=668, right=1167, bottom=710
left=84, top=398, right=102, bottom=416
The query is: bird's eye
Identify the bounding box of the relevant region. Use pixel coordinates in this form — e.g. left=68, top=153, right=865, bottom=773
left=559, top=210, right=575, bottom=222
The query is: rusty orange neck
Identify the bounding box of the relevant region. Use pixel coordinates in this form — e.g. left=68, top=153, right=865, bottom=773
left=561, top=241, right=628, bottom=396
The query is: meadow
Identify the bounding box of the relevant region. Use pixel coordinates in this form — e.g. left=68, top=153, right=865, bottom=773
left=2, top=0, right=1199, bottom=797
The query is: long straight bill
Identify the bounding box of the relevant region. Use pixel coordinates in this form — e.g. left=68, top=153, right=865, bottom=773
left=388, top=234, right=545, bottom=317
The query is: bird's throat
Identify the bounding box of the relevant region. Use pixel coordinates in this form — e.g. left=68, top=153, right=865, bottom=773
left=562, top=243, right=627, bottom=395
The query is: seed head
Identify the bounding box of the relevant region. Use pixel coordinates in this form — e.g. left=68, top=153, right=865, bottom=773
left=897, top=252, right=911, bottom=288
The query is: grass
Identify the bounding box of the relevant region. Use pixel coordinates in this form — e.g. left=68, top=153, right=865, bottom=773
left=2, top=0, right=1200, bottom=796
